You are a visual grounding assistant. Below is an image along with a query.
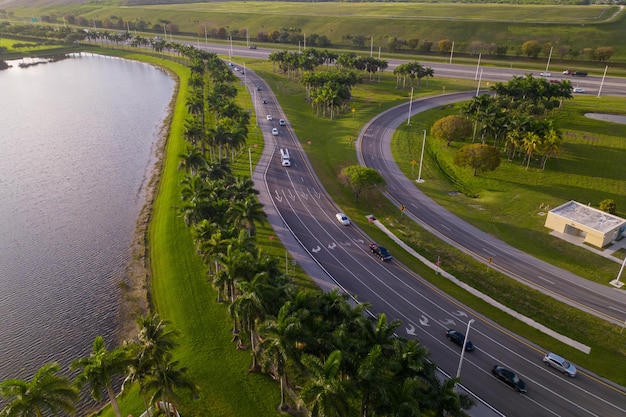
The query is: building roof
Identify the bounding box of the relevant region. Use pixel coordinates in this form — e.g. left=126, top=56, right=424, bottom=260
left=549, top=201, right=626, bottom=234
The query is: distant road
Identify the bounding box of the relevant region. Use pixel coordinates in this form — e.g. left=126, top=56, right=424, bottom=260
left=197, top=42, right=626, bottom=97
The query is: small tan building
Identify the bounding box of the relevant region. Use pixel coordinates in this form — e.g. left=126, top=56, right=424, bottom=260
left=545, top=201, right=626, bottom=248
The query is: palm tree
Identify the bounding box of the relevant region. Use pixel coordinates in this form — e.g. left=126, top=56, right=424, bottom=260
left=300, top=350, right=353, bottom=417
left=227, top=197, right=267, bottom=237
left=0, top=362, right=79, bottom=417
left=258, top=306, right=305, bottom=412
left=522, top=131, right=541, bottom=169
left=143, top=356, right=197, bottom=417
left=71, top=336, right=132, bottom=417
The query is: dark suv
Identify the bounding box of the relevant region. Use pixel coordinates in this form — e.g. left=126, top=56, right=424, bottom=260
left=446, top=329, right=474, bottom=351
left=492, top=365, right=527, bottom=393
left=370, top=244, right=392, bottom=261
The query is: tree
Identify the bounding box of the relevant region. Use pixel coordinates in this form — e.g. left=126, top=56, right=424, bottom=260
left=599, top=199, right=616, bottom=214
left=431, top=115, right=473, bottom=146
left=227, top=196, right=267, bottom=237
left=0, top=362, right=79, bottom=417
left=143, top=357, right=197, bottom=417
left=300, top=350, right=353, bottom=417
left=454, top=144, right=501, bottom=176
left=71, top=336, right=132, bottom=417
left=521, top=40, right=541, bottom=58
left=342, top=165, right=385, bottom=202
left=593, top=47, right=614, bottom=62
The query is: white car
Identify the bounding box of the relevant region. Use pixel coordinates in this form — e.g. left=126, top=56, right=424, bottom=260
left=271, top=128, right=279, bottom=136
left=543, top=352, right=577, bottom=377
left=266, top=114, right=273, bottom=121
left=279, top=119, right=286, bottom=126
left=539, top=72, right=552, bottom=77
left=336, top=213, right=350, bottom=225
left=573, top=87, right=585, bottom=93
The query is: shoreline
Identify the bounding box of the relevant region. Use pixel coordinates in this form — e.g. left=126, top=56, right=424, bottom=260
left=116, top=68, right=179, bottom=344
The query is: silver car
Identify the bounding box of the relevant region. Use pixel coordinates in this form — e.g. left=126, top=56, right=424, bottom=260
left=543, top=352, right=577, bottom=377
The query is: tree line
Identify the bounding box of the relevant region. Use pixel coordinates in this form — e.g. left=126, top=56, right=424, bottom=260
left=0, top=38, right=475, bottom=416
left=176, top=46, right=474, bottom=416
left=430, top=74, right=573, bottom=185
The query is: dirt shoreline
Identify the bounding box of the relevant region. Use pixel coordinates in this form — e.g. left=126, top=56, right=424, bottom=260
left=116, top=76, right=179, bottom=343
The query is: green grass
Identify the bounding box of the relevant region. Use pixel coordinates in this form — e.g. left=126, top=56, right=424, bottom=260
left=5, top=2, right=626, bottom=63
left=234, top=61, right=626, bottom=385
left=84, top=49, right=283, bottom=417
left=390, top=97, right=626, bottom=285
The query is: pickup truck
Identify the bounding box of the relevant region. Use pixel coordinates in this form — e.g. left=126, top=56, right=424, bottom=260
left=563, top=69, right=588, bottom=77
left=370, top=243, right=392, bottom=261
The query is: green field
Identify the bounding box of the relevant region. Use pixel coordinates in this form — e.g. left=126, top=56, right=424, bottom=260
left=4, top=1, right=626, bottom=62
left=2, top=2, right=626, bottom=414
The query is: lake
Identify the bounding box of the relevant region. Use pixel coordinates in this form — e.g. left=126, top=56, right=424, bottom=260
left=0, top=53, right=175, bottom=383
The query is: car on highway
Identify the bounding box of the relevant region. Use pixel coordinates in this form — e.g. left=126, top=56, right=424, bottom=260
left=446, top=329, right=474, bottom=351
left=370, top=243, right=392, bottom=261
left=539, top=72, right=552, bottom=77
left=266, top=114, right=273, bottom=121
left=336, top=213, right=350, bottom=225
left=543, top=352, right=577, bottom=377
left=563, top=69, right=588, bottom=76
left=573, top=87, right=585, bottom=93
left=492, top=365, right=527, bottom=393
left=262, top=99, right=268, bottom=104
left=279, top=119, right=286, bottom=126
left=248, top=44, right=257, bottom=49
left=271, top=128, right=279, bottom=136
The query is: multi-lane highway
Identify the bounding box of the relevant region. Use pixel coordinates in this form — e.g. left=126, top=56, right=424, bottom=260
left=232, top=62, right=626, bottom=416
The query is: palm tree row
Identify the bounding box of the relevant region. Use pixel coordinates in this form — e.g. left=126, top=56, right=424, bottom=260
left=393, top=62, right=435, bottom=89
left=175, top=46, right=474, bottom=416
left=0, top=315, right=194, bottom=417
left=459, top=74, right=572, bottom=170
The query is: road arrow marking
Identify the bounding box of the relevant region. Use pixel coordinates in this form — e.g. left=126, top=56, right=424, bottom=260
left=328, top=242, right=337, bottom=250
left=441, top=319, right=456, bottom=326
left=339, top=241, right=352, bottom=246
left=274, top=190, right=283, bottom=202
left=300, top=189, right=308, bottom=199
left=419, top=315, right=429, bottom=326
left=288, top=190, right=296, bottom=201
left=308, top=188, right=321, bottom=199
left=453, top=310, right=468, bottom=318
left=311, top=246, right=321, bottom=253
left=406, top=324, right=416, bottom=335
left=354, top=239, right=364, bottom=244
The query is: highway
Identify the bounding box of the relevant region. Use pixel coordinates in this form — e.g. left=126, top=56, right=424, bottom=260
left=231, top=62, right=626, bottom=416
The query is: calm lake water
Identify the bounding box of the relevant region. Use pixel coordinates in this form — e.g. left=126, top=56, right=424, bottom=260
left=0, top=53, right=175, bottom=382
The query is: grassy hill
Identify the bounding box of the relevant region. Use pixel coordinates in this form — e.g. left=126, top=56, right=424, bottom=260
left=2, top=1, right=626, bottom=62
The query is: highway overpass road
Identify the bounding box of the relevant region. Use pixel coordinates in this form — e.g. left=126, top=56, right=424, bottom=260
left=234, top=67, right=626, bottom=417
left=358, top=91, right=626, bottom=326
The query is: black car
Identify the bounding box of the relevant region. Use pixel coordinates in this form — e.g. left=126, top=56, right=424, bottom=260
left=446, top=329, right=474, bottom=351
left=262, top=99, right=268, bottom=104
left=492, top=365, right=527, bottom=393
left=370, top=243, right=392, bottom=261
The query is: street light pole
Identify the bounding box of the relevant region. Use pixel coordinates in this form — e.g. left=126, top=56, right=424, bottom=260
left=456, top=319, right=475, bottom=381
left=248, top=147, right=253, bottom=179
left=610, top=256, right=625, bottom=288
left=416, top=130, right=426, bottom=183
left=407, top=87, right=414, bottom=126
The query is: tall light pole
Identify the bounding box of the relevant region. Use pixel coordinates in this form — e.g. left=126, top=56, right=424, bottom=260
left=598, top=65, right=608, bottom=98
left=248, top=147, right=253, bottom=179
left=475, top=68, right=483, bottom=97
left=416, top=130, right=426, bottom=183
left=449, top=41, right=454, bottom=64
left=474, top=53, right=481, bottom=81
left=545, top=46, right=553, bottom=72
left=456, top=319, right=475, bottom=382
left=610, top=256, right=625, bottom=288
left=407, top=87, right=414, bottom=126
